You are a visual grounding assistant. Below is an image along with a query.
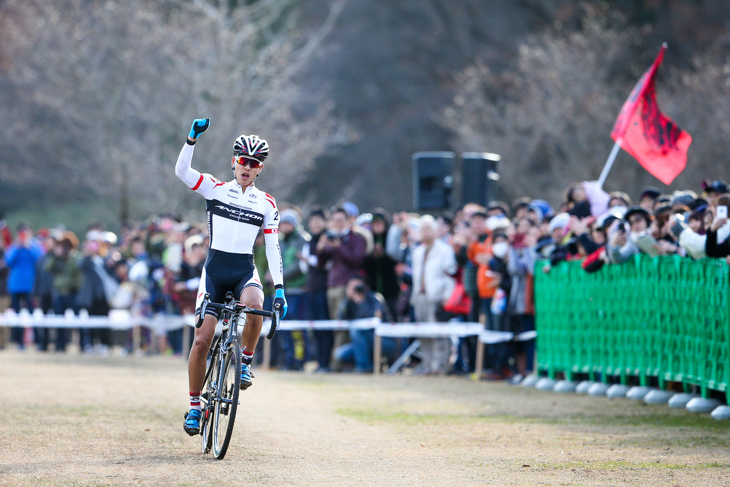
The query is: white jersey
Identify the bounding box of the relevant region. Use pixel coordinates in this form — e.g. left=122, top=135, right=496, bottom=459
left=175, top=142, right=283, bottom=287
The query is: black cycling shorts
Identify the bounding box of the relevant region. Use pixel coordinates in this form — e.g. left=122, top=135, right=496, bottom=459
left=195, top=250, right=262, bottom=319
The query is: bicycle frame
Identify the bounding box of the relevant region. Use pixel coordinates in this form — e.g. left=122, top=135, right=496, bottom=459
left=196, top=291, right=280, bottom=459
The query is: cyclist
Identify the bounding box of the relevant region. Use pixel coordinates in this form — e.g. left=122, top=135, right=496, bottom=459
left=175, top=118, right=288, bottom=436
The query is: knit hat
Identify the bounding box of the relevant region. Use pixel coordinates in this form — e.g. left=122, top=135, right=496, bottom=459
left=529, top=199, right=554, bottom=219
left=702, top=179, right=728, bottom=194
left=486, top=215, right=510, bottom=232
left=547, top=213, right=571, bottom=233
left=280, top=209, right=301, bottom=227
left=639, top=186, right=661, bottom=201
left=342, top=201, right=359, bottom=218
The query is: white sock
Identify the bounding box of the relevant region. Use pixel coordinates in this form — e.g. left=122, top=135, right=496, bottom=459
left=189, top=392, right=201, bottom=411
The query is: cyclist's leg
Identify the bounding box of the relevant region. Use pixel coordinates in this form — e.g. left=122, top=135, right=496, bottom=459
left=188, top=314, right=218, bottom=393
left=184, top=312, right=217, bottom=435
left=240, top=284, right=264, bottom=357
left=237, top=265, right=264, bottom=358
left=188, top=268, right=221, bottom=398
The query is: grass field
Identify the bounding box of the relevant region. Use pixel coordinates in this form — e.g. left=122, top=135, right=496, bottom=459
left=1, top=349, right=729, bottom=486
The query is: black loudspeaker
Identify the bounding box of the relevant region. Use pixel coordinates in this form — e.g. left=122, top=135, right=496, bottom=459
left=461, top=152, right=501, bottom=207
left=412, top=152, right=455, bottom=210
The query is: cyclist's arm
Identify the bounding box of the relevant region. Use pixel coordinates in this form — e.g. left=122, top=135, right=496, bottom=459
left=262, top=196, right=284, bottom=289
left=174, top=142, right=218, bottom=198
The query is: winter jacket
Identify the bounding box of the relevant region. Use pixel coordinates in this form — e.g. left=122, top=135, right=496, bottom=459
left=44, top=252, right=82, bottom=296
left=607, top=238, right=640, bottom=264
left=316, top=230, right=366, bottom=288
left=254, top=243, right=275, bottom=296
left=506, top=246, right=537, bottom=316
left=35, top=254, right=55, bottom=298
left=706, top=226, right=730, bottom=258
left=582, top=181, right=610, bottom=217
left=5, top=242, right=43, bottom=294
left=467, top=233, right=496, bottom=299
left=362, top=233, right=400, bottom=302
left=337, top=291, right=388, bottom=321
left=280, top=229, right=309, bottom=294
left=303, top=232, right=328, bottom=293
left=77, top=255, right=114, bottom=310
left=410, top=239, right=457, bottom=304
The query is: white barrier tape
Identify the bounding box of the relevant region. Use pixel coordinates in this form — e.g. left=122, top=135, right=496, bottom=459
left=375, top=322, right=484, bottom=338
left=255, top=317, right=380, bottom=335
left=1, top=309, right=537, bottom=344
left=478, top=329, right=538, bottom=344
left=1, top=309, right=191, bottom=332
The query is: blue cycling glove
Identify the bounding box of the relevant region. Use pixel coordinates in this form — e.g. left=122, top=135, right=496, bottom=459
left=188, top=118, right=210, bottom=139
left=273, top=288, right=288, bottom=319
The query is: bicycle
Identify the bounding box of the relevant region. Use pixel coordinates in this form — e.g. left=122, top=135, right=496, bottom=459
left=189, top=291, right=280, bottom=460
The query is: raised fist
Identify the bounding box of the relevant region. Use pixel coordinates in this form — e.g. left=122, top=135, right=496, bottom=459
left=188, top=118, right=210, bottom=139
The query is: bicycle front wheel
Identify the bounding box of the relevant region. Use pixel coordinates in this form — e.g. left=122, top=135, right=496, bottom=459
left=200, top=341, right=221, bottom=455
left=212, top=338, right=241, bottom=459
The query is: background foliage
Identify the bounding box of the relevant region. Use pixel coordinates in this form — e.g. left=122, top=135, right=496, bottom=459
left=1, top=0, right=729, bottom=230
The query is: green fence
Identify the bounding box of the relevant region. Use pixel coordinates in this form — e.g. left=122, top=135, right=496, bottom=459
left=534, top=254, right=730, bottom=401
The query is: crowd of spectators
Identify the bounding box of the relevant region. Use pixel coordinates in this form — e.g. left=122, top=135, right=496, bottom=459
left=1, top=178, right=728, bottom=379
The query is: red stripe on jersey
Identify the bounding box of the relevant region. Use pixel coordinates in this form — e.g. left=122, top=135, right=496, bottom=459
left=264, top=193, right=276, bottom=207
left=263, top=229, right=278, bottom=234
left=192, top=174, right=204, bottom=191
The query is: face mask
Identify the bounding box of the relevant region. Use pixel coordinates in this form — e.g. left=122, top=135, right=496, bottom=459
left=492, top=241, right=509, bottom=259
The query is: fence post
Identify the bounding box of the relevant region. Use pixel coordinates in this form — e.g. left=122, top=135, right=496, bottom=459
left=373, top=330, right=382, bottom=376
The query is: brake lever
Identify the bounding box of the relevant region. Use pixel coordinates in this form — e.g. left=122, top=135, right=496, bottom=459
left=267, top=304, right=281, bottom=340
left=196, top=293, right=210, bottom=328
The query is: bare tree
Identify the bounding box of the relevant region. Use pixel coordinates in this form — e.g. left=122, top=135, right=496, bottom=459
left=0, top=0, right=347, bottom=224
left=444, top=14, right=730, bottom=207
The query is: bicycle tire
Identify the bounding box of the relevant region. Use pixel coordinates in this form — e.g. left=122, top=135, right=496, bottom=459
left=200, top=340, right=221, bottom=455
left=212, top=337, right=241, bottom=459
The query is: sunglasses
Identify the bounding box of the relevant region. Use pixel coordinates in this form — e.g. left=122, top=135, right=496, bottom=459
left=234, top=155, right=263, bottom=168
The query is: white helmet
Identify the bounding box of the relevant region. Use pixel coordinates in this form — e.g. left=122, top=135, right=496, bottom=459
left=233, top=134, right=269, bottom=163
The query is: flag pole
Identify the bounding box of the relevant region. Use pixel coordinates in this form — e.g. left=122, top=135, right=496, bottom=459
left=597, top=138, right=622, bottom=189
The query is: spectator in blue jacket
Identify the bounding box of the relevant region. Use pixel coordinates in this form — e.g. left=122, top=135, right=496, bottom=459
left=5, top=223, right=44, bottom=348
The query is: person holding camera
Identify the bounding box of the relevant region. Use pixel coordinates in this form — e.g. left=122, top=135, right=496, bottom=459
left=606, top=206, right=655, bottom=264
left=333, top=276, right=396, bottom=373
left=666, top=193, right=730, bottom=259
left=705, top=194, right=730, bottom=257
left=315, top=207, right=366, bottom=320
left=5, top=223, right=44, bottom=349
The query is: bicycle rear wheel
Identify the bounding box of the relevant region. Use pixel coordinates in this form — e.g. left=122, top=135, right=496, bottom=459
left=212, top=338, right=241, bottom=459
left=200, top=341, right=221, bottom=455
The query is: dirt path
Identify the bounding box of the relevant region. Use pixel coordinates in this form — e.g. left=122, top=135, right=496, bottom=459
left=1, top=350, right=728, bottom=486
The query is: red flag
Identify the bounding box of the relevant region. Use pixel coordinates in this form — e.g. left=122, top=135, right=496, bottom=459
left=610, top=43, right=692, bottom=185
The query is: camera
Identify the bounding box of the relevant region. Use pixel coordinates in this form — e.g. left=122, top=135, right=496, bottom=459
left=616, top=220, right=630, bottom=235
left=353, top=284, right=367, bottom=295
